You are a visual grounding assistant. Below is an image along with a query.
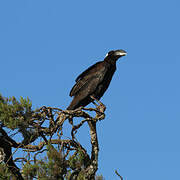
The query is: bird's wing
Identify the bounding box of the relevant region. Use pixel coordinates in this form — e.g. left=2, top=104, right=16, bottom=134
left=69, top=61, right=107, bottom=97
left=75, top=61, right=102, bottom=82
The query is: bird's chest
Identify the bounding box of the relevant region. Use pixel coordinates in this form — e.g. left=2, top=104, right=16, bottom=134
left=102, top=66, right=116, bottom=87
left=94, top=65, right=116, bottom=98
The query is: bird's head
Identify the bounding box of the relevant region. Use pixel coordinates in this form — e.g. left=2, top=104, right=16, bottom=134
left=105, top=49, right=127, bottom=62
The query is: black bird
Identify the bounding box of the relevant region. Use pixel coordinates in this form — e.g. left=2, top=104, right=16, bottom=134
left=67, top=49, right=127, bottom=110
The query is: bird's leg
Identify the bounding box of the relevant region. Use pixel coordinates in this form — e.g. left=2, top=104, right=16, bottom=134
left=91, top=101, right=98, bottom=108
left=90, top=96, right=106, bottom=113
left=90, top=96, right=99, bottom=107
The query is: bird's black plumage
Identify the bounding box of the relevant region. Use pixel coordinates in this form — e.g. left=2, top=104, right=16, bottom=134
left=67, top=49, right=127, bottom=110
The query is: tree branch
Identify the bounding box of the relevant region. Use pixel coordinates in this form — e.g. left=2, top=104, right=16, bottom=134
left=0, top=95, right=106, bottom=179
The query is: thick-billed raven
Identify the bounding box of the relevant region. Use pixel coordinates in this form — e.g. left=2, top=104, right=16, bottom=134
left=67, top=49, right=127, bottom=110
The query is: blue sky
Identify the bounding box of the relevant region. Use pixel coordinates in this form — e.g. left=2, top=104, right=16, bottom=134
left=0, top=0, right=180, bottom=179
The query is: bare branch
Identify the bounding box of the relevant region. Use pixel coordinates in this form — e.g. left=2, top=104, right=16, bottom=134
left=0, top=96, right=106, bottom=179
left=115, top=170, right=123, bottom=180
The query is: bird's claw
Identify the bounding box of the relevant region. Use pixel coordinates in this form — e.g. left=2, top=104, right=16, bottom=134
left=90, top=96, right=106, bottom=113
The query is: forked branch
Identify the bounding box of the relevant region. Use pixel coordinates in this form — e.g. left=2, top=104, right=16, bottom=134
left=0, top=97, right=106, bottom=179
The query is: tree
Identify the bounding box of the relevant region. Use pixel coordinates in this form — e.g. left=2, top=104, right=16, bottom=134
left=0, top=94, right=107, bottom=179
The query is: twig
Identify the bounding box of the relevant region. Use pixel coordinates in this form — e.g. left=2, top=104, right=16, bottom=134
left=115, top=170, right=123, bottom=180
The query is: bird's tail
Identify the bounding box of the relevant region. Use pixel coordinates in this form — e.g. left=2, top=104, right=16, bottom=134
left=67, top=104, right=74, bottom=110
left=66, top=98, right=78, bottom=110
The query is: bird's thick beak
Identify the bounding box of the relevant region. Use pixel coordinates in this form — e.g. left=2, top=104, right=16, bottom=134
left=114, top=50, right=127, bottom=57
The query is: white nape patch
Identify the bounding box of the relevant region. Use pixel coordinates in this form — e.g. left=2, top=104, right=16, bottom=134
left=105, top=53, right=109, bottom=57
